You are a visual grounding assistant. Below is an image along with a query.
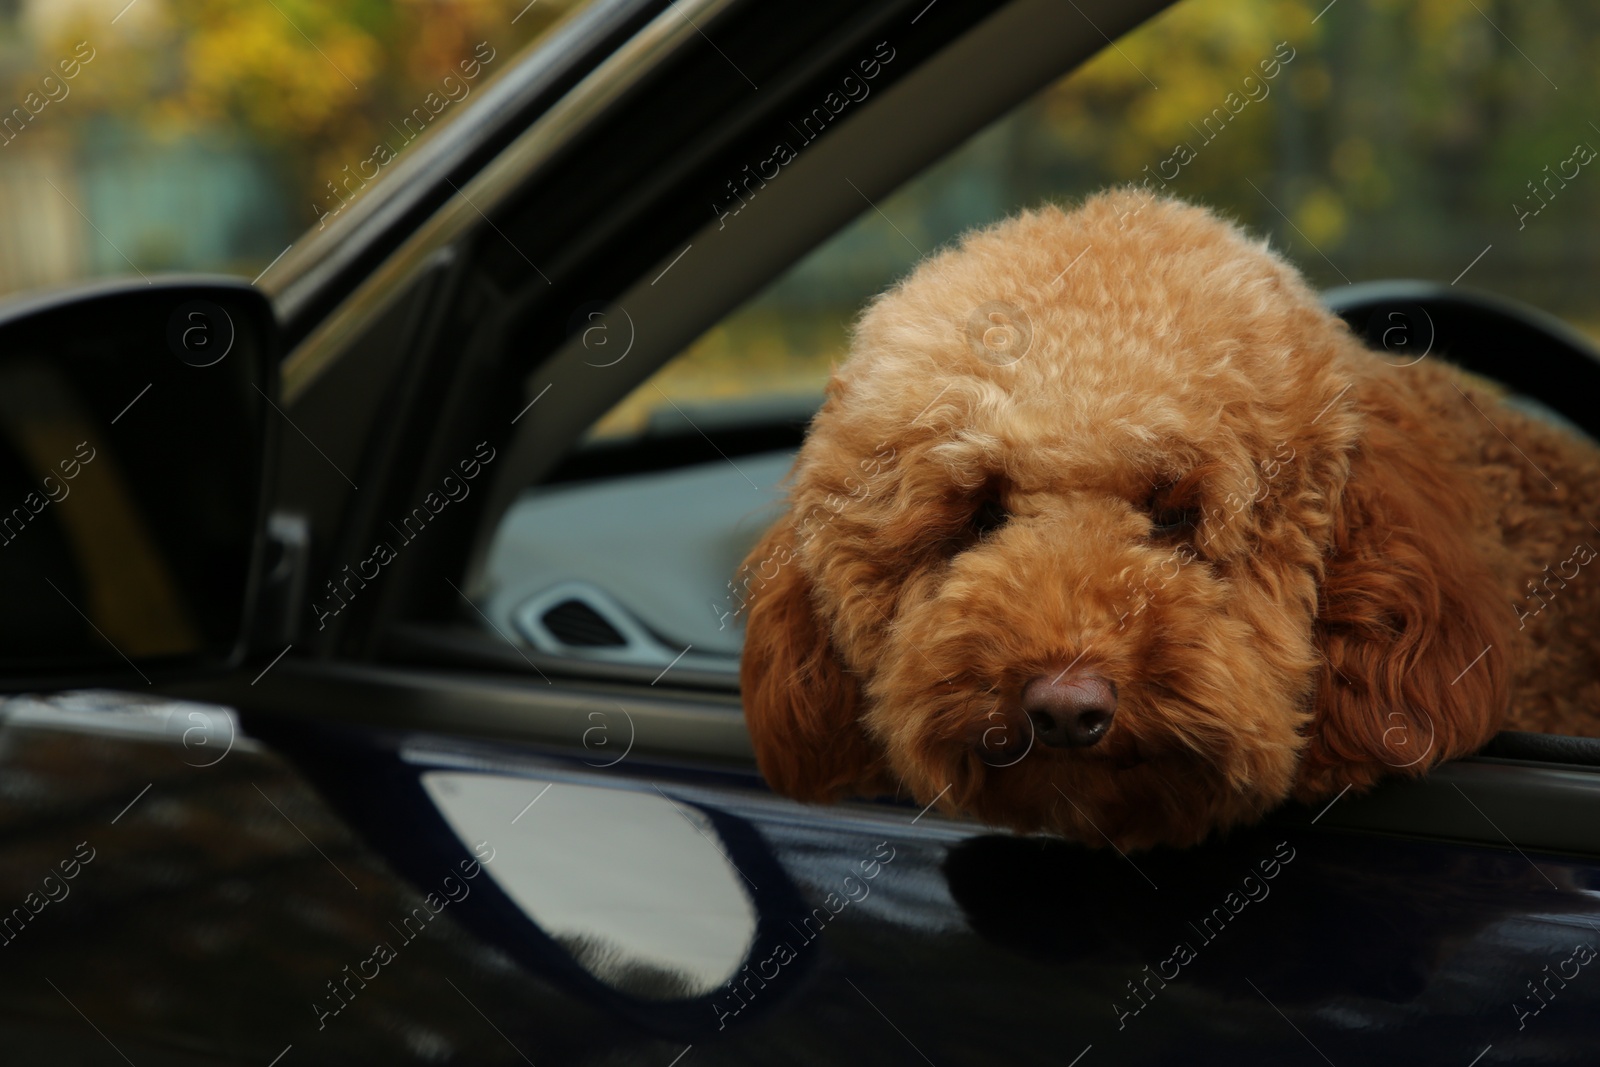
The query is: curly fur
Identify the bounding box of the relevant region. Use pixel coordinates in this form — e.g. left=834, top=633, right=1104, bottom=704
left=739, top=189, right=1600, bottom=850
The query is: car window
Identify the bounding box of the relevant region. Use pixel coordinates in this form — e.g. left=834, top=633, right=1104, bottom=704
left=479, top=0, right=1600, bottom=673
left=0, top=0, right=590, bottom=301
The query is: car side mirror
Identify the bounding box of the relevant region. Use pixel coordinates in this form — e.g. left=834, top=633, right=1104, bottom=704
left=0, top=278, right=276, bottom=690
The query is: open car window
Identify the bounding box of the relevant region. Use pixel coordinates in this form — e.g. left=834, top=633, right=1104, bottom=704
left=475, top=0, right=1600, bottom=682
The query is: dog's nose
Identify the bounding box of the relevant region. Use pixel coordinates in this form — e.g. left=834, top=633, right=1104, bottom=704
left=1021, top=672, right=1118, bottom=748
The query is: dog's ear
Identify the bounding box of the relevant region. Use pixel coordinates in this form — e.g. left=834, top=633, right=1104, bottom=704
left=738, top=516, right=887, bottom=803
left=1295, top=381, right=1513, bottom=799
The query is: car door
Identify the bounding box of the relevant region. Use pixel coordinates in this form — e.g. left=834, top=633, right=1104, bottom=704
left=10, top=0, right=1600, bottom=1063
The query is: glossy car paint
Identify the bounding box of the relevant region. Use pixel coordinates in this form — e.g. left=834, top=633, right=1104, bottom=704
left=3, top=692, right=1596, bottom=1065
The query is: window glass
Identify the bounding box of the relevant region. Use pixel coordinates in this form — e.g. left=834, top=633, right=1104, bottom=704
left=488, top=0, right=1600, bottom=670
left=0, top=0, right=589, bottom=299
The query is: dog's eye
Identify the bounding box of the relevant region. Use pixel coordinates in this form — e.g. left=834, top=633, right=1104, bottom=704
left=1144, top=483, right=1199, bottom=538
left=970, top=496, right=1010, bottom=539
left=1149, top=506, right=1198, bottom=536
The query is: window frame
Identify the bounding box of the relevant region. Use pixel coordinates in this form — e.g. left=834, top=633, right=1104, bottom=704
left=278, top=0, right=1171, bottom=669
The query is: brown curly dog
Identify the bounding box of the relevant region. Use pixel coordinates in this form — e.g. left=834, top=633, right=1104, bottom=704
left=737, top=188, right=1600, bottom=850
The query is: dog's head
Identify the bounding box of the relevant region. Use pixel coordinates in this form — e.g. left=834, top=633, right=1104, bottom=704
left=739, top=190, right=1511, bottom=849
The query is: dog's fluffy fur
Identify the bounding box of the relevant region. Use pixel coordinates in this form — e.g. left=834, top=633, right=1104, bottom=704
left=738, top=189, right=1600, bottom=850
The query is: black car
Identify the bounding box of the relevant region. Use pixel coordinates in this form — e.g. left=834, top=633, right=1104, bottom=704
left=1, top=0, right=1598, bottom=1063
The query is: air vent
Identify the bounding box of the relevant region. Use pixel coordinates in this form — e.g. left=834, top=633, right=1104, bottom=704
left=542, top=598, right=627, bottom=648
left=511, top=581, right=730, bottom=671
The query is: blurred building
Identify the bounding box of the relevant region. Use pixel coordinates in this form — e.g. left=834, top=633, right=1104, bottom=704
left=0, top=0, right=288, bottom=298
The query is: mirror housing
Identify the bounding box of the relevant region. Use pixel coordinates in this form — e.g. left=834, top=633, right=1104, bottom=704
left=0, top=278, right=277, bottom=691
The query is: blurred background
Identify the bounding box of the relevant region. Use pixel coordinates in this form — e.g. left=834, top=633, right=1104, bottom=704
left=596, top=0, right=1600, bottom=436
left=2, top=0, right=1596, bottom=436
left=0, top=0, right=577, bottom=294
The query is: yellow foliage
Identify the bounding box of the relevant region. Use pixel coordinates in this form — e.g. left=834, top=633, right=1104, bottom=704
left=1042, top=0, right=1320, bottom=178
left=1294, top=185, right=1346, bottom=247
left=6, top=0, right=577, bottom=206
left=180, top=8, right=379, bottom=134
